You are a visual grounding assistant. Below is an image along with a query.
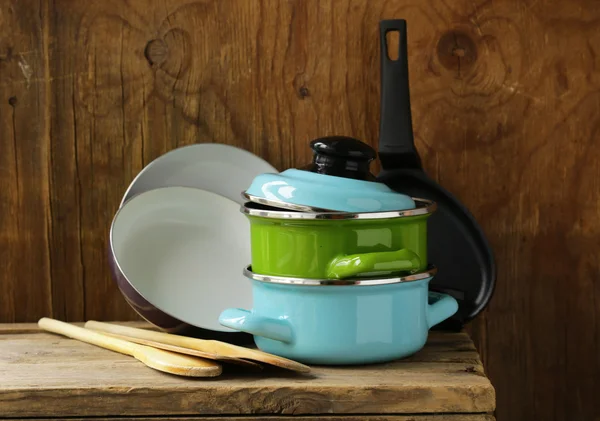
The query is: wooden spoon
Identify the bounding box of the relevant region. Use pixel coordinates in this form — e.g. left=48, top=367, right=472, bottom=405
left=38, top=318, right=222, bottom=377
left=98, top=330, right=262, bottom=370
left=85, top=320, right=311, bottom=373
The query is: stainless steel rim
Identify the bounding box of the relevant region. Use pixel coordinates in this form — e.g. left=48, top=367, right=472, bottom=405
left=243, top=265, right=437, bottom=286
left=241, top=192, right=336, bottom=213
left=240, top=198, right=436, bottom=220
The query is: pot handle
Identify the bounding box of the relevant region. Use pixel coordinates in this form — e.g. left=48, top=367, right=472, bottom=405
left=327, top=248, right=421, bottom=279
left=218, top=308, right=294, bottom=344
left=426, top=291, right=459, bottom=328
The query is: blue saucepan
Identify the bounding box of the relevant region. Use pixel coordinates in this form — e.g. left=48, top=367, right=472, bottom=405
left=218, top=265, right=458, bottom=365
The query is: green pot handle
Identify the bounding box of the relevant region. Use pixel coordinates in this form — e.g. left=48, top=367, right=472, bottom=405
left=327, top=248, right=421, bottom=279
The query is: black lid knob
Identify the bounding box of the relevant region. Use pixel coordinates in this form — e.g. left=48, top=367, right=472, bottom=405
left=300, top=136, right=376, bottom=180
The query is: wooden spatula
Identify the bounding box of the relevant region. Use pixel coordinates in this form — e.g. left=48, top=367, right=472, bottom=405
left=98, top=330, right=262, bottom=370
left=85, top=320, right=311, bottom=373
left=38, top=318, right=222, bottom=377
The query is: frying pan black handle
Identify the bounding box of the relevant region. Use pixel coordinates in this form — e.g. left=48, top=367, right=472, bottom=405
left=378, top=19, right=422, bottom=170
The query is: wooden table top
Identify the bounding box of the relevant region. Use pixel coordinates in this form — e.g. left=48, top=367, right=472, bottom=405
left=0, top=322, right=495, bottom=419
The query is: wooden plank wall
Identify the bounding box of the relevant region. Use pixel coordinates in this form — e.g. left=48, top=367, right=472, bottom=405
left=0, top=0, right=598, bottom=420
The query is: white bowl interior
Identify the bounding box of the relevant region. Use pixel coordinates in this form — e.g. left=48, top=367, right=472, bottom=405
left=121, top=143, right=278, bottom=207
left=111, top=186, right=252, bottom=332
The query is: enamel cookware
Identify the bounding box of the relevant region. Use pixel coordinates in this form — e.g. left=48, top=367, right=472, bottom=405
left=218, top=265, right=458, bottom=365
left=121, top=143, right=277, bottom=207
left=242, top=199, right=435, bottom=279
left=376, top=19, right=496, bottom=329
left=111, top=142, right=278, bottom=341
left=109, top=186, right=253, bottom=343
left=244, top=136, right=416, bottom=213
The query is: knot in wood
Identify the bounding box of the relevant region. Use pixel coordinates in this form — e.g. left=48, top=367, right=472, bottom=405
left=293, top=73, right=311, bottom=100
left=145, top=39, right=169, bottom=66
left=298, top=86, right=310, bottom=99
left=436, top=30, right=477, bottom=76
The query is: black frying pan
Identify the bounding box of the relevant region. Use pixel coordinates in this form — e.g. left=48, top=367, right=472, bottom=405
left=376, top=19, right=496, bottom=330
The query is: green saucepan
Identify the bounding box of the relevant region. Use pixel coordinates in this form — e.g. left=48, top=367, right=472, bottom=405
left=240, top=198, right=436, bottom=280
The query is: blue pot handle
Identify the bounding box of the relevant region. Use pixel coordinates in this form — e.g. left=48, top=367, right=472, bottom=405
left=218, top=308, right=294, bottom=344
left=426, top=291, right=459, bottom=328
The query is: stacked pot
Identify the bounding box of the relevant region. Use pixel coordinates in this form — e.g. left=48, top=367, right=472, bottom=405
left=218, top=136, right=458, bottom=365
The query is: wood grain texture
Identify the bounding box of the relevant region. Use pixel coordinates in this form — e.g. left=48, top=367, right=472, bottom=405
left=27, top=417, right=496, bottom=421
left=0, top=1, right=599, bottom=420
left=0, top=0, right=52, bottom=324
left=0, top=326, right=495, bottom=418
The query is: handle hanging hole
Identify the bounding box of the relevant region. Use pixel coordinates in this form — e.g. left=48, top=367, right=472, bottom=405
left=385, top=30, right=400, bottom=61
